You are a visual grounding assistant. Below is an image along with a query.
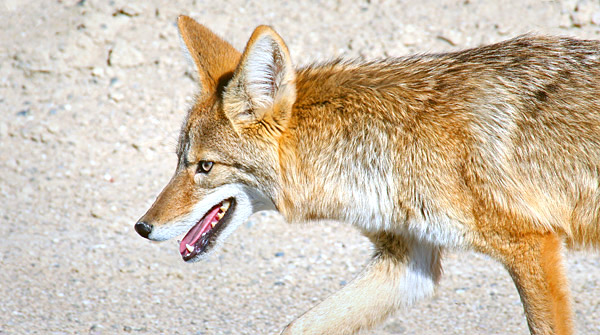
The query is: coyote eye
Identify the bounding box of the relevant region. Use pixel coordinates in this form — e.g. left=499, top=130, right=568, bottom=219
left=197, top=161, right=213, bottom=174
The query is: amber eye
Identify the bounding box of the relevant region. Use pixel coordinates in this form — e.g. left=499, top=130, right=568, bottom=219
left=197, top=161, right=213, bottom=174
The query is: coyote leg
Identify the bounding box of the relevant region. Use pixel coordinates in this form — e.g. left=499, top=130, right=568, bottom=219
left=282, top=232, right=442, bottom=335
left=481, top=232, right=572, bottom=335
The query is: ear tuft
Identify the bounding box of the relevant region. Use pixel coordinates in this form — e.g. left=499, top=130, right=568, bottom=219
left=225, top=26, right=296, bottom=129
left=244, top=32, right=287, bottom=108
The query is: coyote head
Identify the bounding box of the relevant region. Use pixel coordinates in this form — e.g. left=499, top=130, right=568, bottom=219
left=135, top=16, right=295, bottom=262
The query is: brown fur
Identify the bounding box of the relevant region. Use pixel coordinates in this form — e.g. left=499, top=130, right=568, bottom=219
left=136, top=16, right=600, bottom=334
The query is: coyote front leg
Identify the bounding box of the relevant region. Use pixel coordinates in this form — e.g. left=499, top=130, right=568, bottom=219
left=282, top=233, right=442, bottom=335
left=481, top=232, right=573, bottom=335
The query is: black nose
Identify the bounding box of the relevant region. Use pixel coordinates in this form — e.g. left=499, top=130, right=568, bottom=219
left=135, top=221, right=153, bottom=239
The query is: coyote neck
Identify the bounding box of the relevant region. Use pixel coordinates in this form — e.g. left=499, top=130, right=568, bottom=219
left=273, top=61, right=470, bottom=235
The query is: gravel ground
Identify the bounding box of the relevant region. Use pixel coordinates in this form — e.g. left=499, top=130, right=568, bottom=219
left=1, top=1, right=600, bottom=334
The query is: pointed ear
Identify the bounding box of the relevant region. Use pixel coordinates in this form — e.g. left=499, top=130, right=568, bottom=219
left=177, top=16, right=241, bottom=95
left=224, top=25, right=296, bottom=131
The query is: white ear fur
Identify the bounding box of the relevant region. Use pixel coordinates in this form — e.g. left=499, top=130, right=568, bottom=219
left=241, top=28, right=295, bottom=111
left=244, top=35, right=284, bottom=108
left=224, top=26, right=296, bottom=129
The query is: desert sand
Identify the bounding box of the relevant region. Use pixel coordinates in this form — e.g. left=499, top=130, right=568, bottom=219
left=1, top=0, right=599, bottom=334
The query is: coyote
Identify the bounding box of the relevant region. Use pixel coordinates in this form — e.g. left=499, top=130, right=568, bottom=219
left=135, top=15, right=600, bottom=335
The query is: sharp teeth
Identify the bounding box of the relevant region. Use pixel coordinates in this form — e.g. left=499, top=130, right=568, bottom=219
left=211, top=221, right=217, bottom=227
left=186, top=244, right=194, bottom=253
left=220, top=201, right=230, bottom=211
left=216, top=212, right=224, bottom=220
left=202, top=232, right=207, bottom=237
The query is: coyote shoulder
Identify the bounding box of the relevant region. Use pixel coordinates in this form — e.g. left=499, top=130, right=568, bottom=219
left=135, top=15, right=600, bottom=335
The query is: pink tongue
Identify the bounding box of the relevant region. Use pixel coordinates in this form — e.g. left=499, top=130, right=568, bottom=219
left=179, top=204, right=222, bottom=255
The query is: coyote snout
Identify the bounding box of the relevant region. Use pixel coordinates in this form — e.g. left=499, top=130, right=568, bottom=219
left=136, top=167, right=274, bottom=262
left=135, top=15, right=600, bottom=335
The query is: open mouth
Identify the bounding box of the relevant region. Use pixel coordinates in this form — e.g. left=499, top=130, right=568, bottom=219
left=179, top=198, right=235, bottom=261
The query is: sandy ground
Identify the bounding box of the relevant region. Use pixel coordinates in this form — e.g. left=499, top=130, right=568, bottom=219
left=1, top=0, right=600, bottom=334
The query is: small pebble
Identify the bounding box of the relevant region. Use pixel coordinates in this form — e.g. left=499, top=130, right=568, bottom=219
left=92, top=67, right=105, bottom=77
left=109, top=91, right=125, bottom=102
left=592, top=12, right=600, bottom=25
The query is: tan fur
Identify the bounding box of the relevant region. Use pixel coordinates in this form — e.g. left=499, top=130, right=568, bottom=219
left=136, top=16, right=600, bottom=334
